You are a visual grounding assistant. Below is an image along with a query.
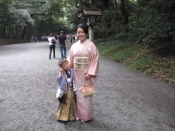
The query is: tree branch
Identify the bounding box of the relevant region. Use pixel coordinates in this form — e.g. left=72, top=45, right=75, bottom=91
left=12, top=0, right=21, bottom=7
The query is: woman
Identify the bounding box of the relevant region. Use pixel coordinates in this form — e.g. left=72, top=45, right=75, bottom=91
left=68, top=23, right=99, bottom=122
left=48, top=33, right=56, bottom=59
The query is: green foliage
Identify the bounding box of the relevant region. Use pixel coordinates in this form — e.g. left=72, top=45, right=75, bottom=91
left=97, top=40, right=153, bottom=69
left=8, top=8, right=34, bottom=26
left=94, top=9, right=123, bottom=38
left=97, top=40, right=141, bottom=63
left=97, top=39, right=175, bottom=85
left=96, top=0, right=175, bottom=48
left=97, top=40, right=124, bottom=56
left=0, top=0, right=72, bottom=39
left=0, top=0, right=11, bottom=5
left=127, top=0, right=175, bottom=44
left=0, top=0, right=12, bottom=38
left=1, top=0, right=175, bottom=45
left=128, top=53, right=154, bottom=71
left=110, top=47, right=135, bottom=62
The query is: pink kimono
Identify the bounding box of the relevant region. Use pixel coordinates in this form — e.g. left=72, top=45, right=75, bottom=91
left=68, top=39, right=99, bottom=121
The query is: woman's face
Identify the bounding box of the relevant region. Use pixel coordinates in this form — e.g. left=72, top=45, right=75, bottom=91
left=77, top=27, right=87, bottom=43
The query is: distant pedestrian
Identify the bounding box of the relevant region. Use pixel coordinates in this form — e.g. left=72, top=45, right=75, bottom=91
left=57, top=31, right=67, bottom=59
left=35, top=36, right=38, bottom=42
left=56, top=58, right=76, bottom=121
left=48, top=33, right=56, bottom=59
left=70, top=36, right=72, bottom=44
left=31, top=36, right=34, bottom=42
left=54, top=34, right=58, bottom=40
left=72, top=35, right=75, bottom=43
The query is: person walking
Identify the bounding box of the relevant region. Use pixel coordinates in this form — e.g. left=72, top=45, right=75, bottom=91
left=58, top=31, right=67, bottom=59
left=67, top=23, right=99, bottom=122
left=72, top=35, right=75, bottom=43
left=31, top=36, right=34, bottom=42
left=48, top=33, right=56, bottom=60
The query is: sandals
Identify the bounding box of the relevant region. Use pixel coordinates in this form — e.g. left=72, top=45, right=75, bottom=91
left=76, top=117, right=84, bottom=123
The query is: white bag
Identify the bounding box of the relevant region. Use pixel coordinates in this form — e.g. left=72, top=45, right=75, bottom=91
left=56, top=88, right=64, bottom=99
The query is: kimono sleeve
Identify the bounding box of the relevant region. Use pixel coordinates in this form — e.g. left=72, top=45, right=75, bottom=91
left=56, top=73, right=62, bottom=86
left=85, top=43, right=99, bottom=77
left=56, top=73, right=67, bottom=91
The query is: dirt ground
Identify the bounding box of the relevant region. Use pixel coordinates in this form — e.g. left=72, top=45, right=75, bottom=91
left=0, top=42, right=175, bottom=131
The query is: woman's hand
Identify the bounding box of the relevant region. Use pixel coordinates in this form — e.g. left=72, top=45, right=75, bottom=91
left=85, top=73, right=90, bottom=80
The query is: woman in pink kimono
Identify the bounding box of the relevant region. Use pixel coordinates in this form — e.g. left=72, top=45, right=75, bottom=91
left=68, top=23, right=99, bottom=122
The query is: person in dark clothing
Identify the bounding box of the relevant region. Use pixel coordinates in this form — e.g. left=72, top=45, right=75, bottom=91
left=58, top=31, right=67, bottom=59
left=70, top=36, right=72, bottom=44
left=54, top=34, right=58, bottom=40
left=72, top=35, right=75, bottom=42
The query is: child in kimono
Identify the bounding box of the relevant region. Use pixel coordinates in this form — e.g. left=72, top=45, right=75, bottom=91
left=56, top=59, right=76, bottom=121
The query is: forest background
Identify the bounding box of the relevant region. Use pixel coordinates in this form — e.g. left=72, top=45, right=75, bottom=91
left=0, top=0, right=175, bottom=85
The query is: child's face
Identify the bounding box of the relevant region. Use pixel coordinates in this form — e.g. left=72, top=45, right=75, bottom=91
left=61, top=61, right=70, bottom=71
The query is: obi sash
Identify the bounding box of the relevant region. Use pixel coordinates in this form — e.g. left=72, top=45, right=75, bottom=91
left=74, top=57, right=90, bottom=70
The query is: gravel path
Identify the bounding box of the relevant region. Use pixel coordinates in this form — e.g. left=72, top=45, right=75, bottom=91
left=0, top=42, right=175, bottom=131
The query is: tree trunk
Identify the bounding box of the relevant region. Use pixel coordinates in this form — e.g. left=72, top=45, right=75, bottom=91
left=121, top=0, right=128, bottom=24
left=2, top=23, right=6, bottom=39
left=102, top=0, right=110, bottom=9
left=12, top=0, right=20, bottom=7
left=21, top=26, right=27, bottom=39
left=114, top=0, right=118, bottom=11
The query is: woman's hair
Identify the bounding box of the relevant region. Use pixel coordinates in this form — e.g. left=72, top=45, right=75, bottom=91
left=77, top=23, right=88, bottom=34
left=58, top=59, right=68, bottom=67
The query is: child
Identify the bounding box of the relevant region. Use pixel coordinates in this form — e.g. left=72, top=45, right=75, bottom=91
left=56, top=58, right=76, bottom=121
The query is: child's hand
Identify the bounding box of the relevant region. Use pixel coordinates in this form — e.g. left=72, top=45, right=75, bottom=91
left=59, top=67, right=65, bottom=74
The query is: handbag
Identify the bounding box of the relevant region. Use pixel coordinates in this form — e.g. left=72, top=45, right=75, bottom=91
left=51, top=38, right=56, bottom=45
left=82, top=79, right=96, bottom=96
left=58, top=93, right=66, bottom=104
left=56, top=88, right=64, bottom=99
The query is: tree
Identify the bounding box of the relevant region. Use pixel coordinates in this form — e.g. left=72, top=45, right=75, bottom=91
left=0, top=0, right=11, bottom=38
left=127, top=0, right=175, bottom=44
left=1, top=0, right=175, bottom=47
left=121, top=0, right=128, bottom=25
left=0, top=0, right=52, bottom=39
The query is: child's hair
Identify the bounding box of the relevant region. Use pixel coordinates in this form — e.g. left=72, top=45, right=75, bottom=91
left=58, top=59, right=68, bottom=67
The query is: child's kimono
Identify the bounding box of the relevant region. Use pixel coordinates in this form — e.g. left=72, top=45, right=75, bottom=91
left=56, top=68, right=76, bottom=121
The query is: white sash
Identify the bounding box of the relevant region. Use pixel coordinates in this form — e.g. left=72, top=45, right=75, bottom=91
left=74, top=57, right=90, bottom=70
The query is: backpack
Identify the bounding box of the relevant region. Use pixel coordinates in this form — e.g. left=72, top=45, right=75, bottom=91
left=51, top=38, right=56, bottom=45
